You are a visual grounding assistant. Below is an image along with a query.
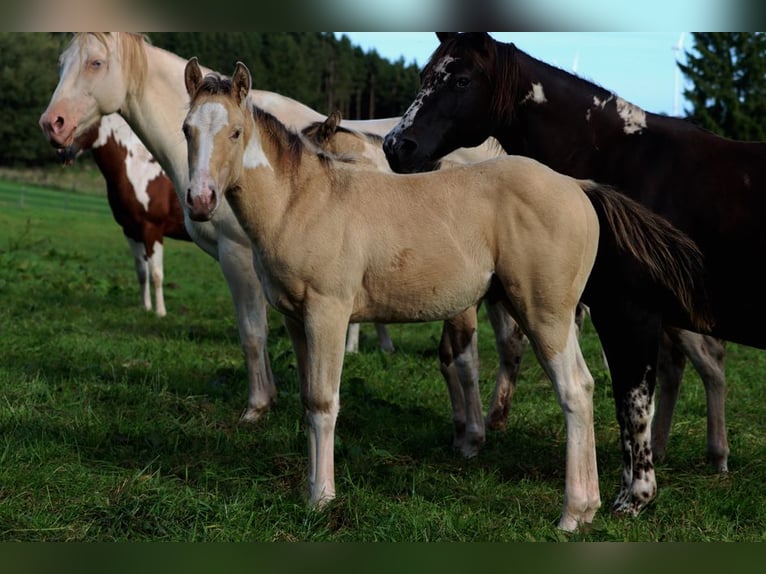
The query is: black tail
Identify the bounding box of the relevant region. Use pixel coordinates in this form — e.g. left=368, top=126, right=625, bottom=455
left=579, top=180, right=714, bottom=332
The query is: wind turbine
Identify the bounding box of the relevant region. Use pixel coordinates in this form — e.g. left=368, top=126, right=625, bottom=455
left=673, top=32, right=687, bottom=117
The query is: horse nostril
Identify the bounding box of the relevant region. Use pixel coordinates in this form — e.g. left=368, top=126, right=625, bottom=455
left=185, top=188, right=194, bottom=207
left=398, top=138, right=418, bottom=155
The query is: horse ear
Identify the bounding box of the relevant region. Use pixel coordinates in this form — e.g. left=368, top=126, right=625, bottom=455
left=328, top=110, right=342, bottom=130
left=231, top=61, right=252, bottom=106
left=184, top=57, right=204, bottom=98
left=316, top=110, right=341, bottom=143
left=436, top=32, right=457, bottom=43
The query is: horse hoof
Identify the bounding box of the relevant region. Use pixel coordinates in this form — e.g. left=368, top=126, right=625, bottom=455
left=239, top=407, right=269, bottom=424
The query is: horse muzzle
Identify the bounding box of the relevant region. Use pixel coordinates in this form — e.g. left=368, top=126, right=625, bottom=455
left=185, top=186, right=218, bottom=221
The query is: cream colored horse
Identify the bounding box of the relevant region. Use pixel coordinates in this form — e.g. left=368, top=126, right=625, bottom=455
left=301, top=112, right=531, bottom=456
left=39, top=33, right=503, bottom=426
left=182, top=60, right=710, bottom=531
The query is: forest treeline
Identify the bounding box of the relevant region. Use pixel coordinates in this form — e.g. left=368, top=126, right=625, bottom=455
left=0, top=32, right=422, bottom=167
left=3, top=32, right=766, bottom=168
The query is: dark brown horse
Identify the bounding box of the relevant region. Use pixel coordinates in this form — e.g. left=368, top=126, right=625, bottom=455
left=382, top=32, right=750, bottom=518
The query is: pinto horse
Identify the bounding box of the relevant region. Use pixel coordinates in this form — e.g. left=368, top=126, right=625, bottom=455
left=60, top=113, right=191, bottom=317
left=382, top=32, right=750, bottom=517
left=39, top=33, right=502, bottom=429
left=182, top=59, right=711, bottom=530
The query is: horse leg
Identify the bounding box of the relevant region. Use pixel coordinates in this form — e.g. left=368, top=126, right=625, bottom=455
left=345, top=323, right=360, bottom=353
left=345, top=323, right=394, bottom=354
left=526, top=314, right=600, bottom=531
left=652, top=328, right=687, bottom=464
left=483, top=297, right=527, bottom=431
left=127, top=237, right=152, bottom=312
left=147, top=240, right=167, bottom=317
left=288, top=302, right=349, bottom=507
left=443, top=307, right=485, bottom=458
left=218, top=239, right=276, bottom=422
left=672, top=330, right=729, bottom=472
left=589, top=303, right=662, bottom=518
left=374, top=323, right=395, bottom=353
left=438, top=321, right=468, bottom=452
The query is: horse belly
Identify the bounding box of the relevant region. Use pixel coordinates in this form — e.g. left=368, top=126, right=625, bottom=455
left=352, top=262, right=492, bottom=323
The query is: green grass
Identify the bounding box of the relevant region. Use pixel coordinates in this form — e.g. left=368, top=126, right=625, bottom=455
left=1, top=178, right=765, bottom=541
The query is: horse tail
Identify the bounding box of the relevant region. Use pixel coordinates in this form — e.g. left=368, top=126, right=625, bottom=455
left=579, top=180, right=715, bottom=332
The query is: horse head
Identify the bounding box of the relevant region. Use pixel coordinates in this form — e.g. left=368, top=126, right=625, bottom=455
left=383, top=32, right=504, bottom=174
left=183, top=58, right=252, bottom=221
left=40, top=33, right=139, bottom=149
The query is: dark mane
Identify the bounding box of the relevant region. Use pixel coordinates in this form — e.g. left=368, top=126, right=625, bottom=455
left=426, top=33, right=520, bottom=123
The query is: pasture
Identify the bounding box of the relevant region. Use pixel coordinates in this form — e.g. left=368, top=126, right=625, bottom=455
left=0, top=179, right=765, bottom=541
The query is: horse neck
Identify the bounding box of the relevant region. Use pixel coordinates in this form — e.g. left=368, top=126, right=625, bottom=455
left=231, top=109, right=329, bottom=241
left=500, top=49, right=638, bottom=179
left=118, top=41, right=190, bottom=193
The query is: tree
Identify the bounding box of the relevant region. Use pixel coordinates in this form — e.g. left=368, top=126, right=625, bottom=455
left=0, top=33, right=69, bottom=166
left=680, top=32, right=766, bottom=141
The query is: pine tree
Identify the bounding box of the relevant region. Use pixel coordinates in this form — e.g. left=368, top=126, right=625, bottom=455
left=680, top=32, right=766, bottom=141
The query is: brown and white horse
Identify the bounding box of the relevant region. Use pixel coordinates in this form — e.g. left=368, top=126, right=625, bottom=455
left=60, top=113, right=191, bottom=317
left=182, top=59, right=712, bottom=531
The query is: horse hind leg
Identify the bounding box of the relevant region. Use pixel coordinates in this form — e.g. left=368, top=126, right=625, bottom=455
left=590, top=304, right=662, bottom=519
left=531, top=317, right=600, bottom=531
left=483, top=298, right=527, bottom=431
left=345, top=323, right=395, bottom=354
left=673, top=330, right=729, bottom=472
left=441, top=307, right=485, bottom=458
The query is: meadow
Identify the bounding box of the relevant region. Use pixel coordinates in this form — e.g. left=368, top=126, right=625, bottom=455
left=0, top=178, right=764, bottom=541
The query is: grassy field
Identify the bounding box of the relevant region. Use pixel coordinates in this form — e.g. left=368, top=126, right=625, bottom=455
left=0, top=177, right=765, bottom=541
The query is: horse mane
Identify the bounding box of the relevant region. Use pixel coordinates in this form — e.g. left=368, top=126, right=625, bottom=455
left=72, top=33, right=148, bottom=98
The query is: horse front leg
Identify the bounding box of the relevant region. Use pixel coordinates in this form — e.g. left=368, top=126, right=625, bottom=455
left=218, top=239, right=276, bottom=422
left=292, top=301, right=350, bottom=507
left=590, top=304, right=662, bottom=518
left=443, top=307, right=484, bottom=458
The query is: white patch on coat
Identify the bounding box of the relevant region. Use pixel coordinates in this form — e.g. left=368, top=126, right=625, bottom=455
left=615, top=97, right=647, bottom=134
left=522, top=82, right=547, bottom=104
left=392, top=56, right=456, bottom=135
left=244, top=127, right=272, bottom=170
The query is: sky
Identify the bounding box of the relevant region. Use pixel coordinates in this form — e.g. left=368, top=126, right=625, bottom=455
left=335, top=32, right=693, bottom=117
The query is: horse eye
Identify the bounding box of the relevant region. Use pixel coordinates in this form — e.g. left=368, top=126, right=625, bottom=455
left=455, top=77, right=470, bottom=89
left=231, top=128, right=242, bottom=140
left=89, top=59, right=103, bottom=69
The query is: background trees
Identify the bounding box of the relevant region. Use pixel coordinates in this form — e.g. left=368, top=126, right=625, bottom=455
left=0, top=32, right=421, bottom=167
left=680, top=32, right=766, bottom=140
left=5, top=32, right=766, bottom=167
